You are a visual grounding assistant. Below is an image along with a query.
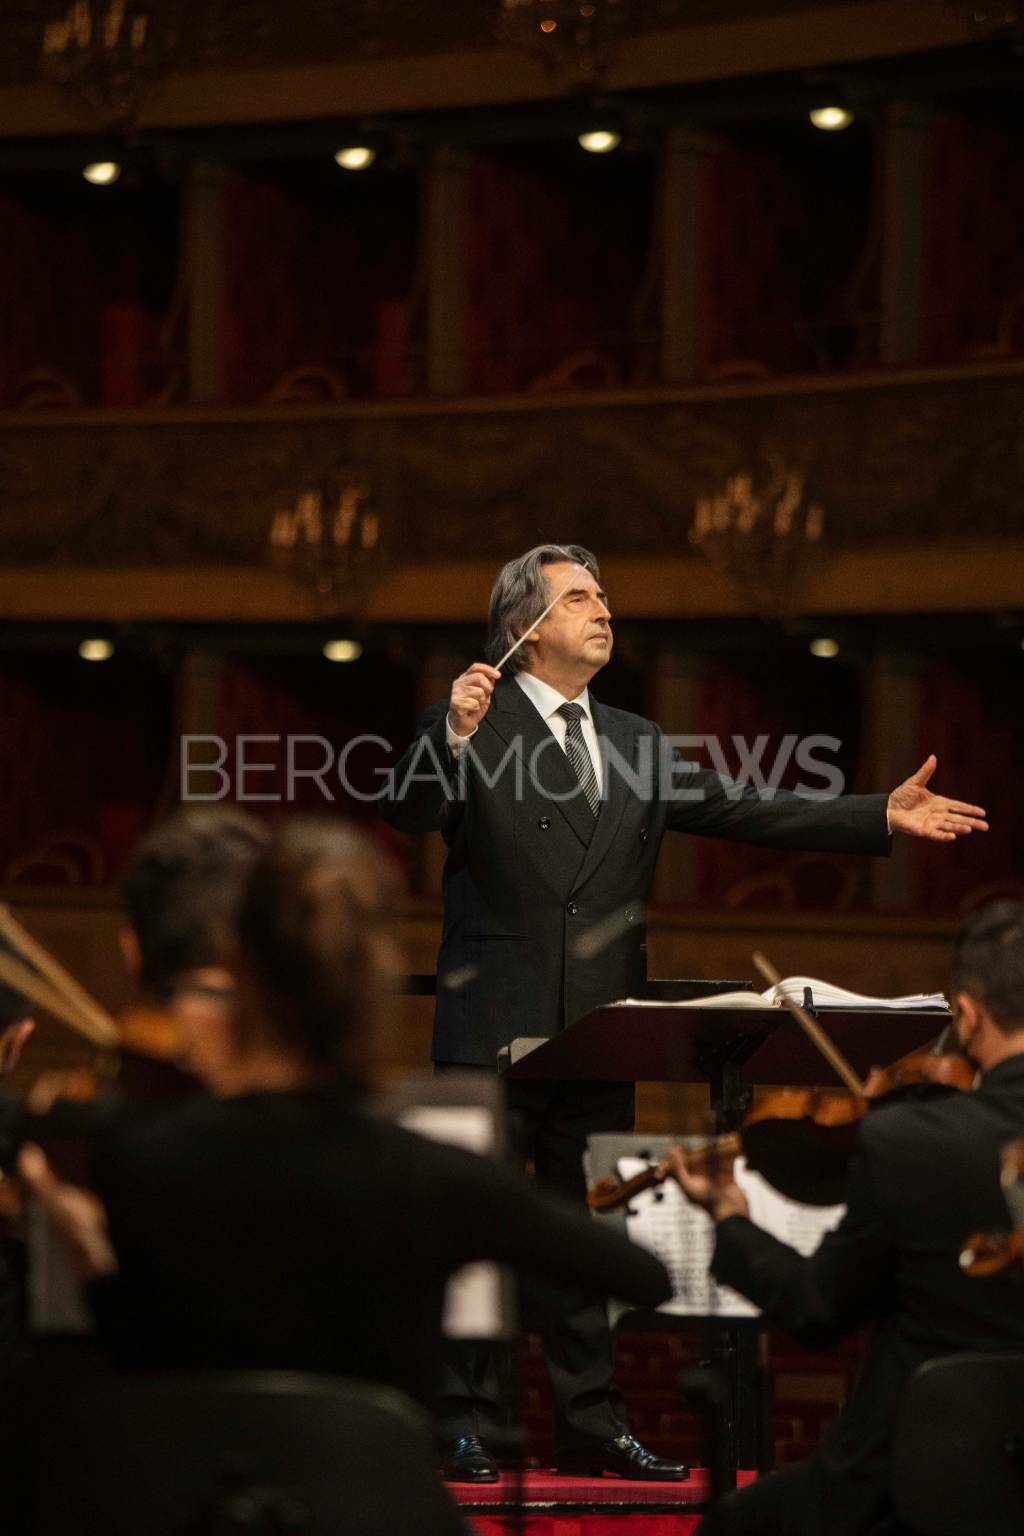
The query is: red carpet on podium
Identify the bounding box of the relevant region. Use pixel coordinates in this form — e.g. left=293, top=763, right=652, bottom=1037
left=453, top=1468, right=758, bottom=1534
left=446, top=1327, right=857, bottom=1531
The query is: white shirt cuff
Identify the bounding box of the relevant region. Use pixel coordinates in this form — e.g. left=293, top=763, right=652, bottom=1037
left=446, top=714, right=478, bottom=755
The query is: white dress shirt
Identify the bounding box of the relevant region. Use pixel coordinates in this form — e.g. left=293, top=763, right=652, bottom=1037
left=446, top=671, right=603, bottom=793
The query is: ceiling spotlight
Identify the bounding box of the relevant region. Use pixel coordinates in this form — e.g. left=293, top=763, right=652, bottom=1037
left=578, top=129, right=621, bottom=154
left=82, top=160, right=122, bottom=186
left=809, top=106, right=854, bottom=132
left=79, top=638, right=114, bottom=662
left=809, top=637, right=840, bottom=659
left=334, top=146, right=376, bottom=171
left=323, top=639, right=363, bottom=664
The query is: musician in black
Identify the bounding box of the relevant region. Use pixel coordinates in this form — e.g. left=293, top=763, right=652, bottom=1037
left=668, top=900, right=1024, bottom=1536
left=22, top=819, right=672, bottom=1419
left=119, top=805, right=270, bottom=1012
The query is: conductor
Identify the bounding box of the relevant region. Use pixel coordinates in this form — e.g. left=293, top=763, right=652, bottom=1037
left=381, top=541, right=987, bottom=1482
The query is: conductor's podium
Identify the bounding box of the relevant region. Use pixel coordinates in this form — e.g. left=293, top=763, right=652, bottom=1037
left=453, top=1466, right=759, bottom=1535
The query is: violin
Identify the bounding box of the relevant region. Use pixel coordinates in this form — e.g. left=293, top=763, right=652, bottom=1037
left=736, top=1036, right=975, bottom=1206
left=960, top=1139, right=1024, bottom=1280
left=588, top=953, right=974, bottom=1212
left=0, top=906, right=191, bottom=1218
left=588, top=1134, right=742, bottom=1212
left=738, top=956, right=974, bottom=1205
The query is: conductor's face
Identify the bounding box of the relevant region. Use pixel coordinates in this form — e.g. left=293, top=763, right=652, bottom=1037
left=523, top=560, right=613, bottom=689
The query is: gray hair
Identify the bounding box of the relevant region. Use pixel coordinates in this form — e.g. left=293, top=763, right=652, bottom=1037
left=486, top=543, right=599, bottom=675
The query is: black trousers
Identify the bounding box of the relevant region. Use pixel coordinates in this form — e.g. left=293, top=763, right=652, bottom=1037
left=434, top=1068, right=636, bottom=1457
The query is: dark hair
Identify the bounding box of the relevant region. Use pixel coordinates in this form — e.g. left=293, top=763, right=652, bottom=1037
left=122, top=809, right=270, bottom=999
left=236, top=819, right=399, bottom=1091
left=951, top=900, right=1024, bottom=1035
left=485, top=543, right=599, bottom=675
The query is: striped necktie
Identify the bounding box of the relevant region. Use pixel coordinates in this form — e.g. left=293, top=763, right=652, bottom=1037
left=556, top=702, right=601, bottom=817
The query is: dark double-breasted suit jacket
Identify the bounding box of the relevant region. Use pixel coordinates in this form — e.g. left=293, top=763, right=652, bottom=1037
left=382, top=677, right=891, bottom=1067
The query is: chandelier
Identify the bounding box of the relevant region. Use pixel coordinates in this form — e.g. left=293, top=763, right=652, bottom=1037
left=41, top=1, right=188, bottom=126
left=954, top=3, right=1022, bottom=29
left=689, top=448, right=825, bottom=618
left=497, top=0, right=639, bottom=87
left=267, top=476, right=384, bottom=612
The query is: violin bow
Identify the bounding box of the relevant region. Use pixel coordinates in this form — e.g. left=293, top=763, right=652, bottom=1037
left=752, top=951, right=867, bottom=1098
left=0, top=905, right=118, bottom=1049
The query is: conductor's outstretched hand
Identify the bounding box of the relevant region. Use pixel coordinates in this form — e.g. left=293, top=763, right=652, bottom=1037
left=887, top=755, right=989, bottom=843
left=448, top=663, right=501, bottom=739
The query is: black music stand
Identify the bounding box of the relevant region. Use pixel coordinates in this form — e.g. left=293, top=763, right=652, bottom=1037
left=584, top=1130, right=766, bottom=1501
left=502, top=995, right=949, bottom=1128
left=501, top=991, right=951, bottom=1488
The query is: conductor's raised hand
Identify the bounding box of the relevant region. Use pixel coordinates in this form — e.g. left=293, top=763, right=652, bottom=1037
left=448, top=663, right=502, bottom=739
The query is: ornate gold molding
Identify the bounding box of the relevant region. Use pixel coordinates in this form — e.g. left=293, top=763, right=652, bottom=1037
left=0, top=362, right=1021, bottom=589
left=0, top=543, right=1019, bottom=622
left=0, top=2, right=973, bottom=138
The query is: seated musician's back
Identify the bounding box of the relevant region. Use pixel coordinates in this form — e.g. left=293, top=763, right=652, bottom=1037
left=670, top=900, right=1024, bottom=1536
left=33, top=818, right=668, bottom=1414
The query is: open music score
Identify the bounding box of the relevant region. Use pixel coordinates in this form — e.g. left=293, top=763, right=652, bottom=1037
left=619, top=1156, right=845, bottom=1320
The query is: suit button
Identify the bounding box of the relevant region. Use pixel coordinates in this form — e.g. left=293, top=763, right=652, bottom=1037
left=566, top=901, right=578, bottom=916
left=538, top=817, right=551, bottom=830
left=639, top=827, right=648, bottom=843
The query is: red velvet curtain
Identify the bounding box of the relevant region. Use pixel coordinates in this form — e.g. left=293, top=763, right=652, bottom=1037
left=703, top=143, right=808, bottom=377
left=690, top=659, right=869, bottom=913
left=926, top=113, right=1024, bottom=363
left=0, top=192, right=99, bottom=405
left=223, top=167, right=418, bottom=402
left=0, top=660, right=168, bottom=886
left=911, top=655, right=1024, bottom=914
left=464, top=150, right=652, bottom=393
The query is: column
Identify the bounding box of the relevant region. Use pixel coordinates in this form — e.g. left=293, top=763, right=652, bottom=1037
left=424, top=145, right=469, bottom=396
left=184, top=159, right=228, bottom=403
left=659, top=127, right=717, bottom=383
left=174, top=650, right=225, bottom=804
left=880, top=103, right=933, bottom=368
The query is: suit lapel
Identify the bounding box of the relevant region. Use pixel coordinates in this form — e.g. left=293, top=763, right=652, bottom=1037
left=572, top=698, right=636, bottom=891
left=484, top=677, right=596, bottom=849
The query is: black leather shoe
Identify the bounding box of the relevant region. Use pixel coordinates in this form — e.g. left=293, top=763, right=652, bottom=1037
left=556, top=1432, right=690, bottom=1481
left=440, top=1435, right=499, bottom=1483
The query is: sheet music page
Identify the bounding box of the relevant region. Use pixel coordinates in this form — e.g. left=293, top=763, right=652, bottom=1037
left=619, top=1156, right=846, bottom=1318
left=400, top=1105, right=505, bottom=1340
